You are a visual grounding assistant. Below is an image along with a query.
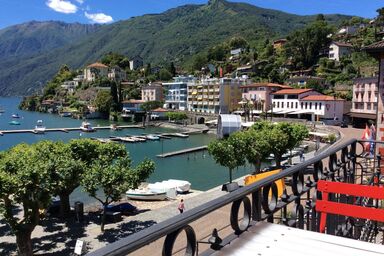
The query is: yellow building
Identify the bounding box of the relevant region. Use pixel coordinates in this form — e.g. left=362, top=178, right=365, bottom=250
left=187, top=77, right=247, bottom=114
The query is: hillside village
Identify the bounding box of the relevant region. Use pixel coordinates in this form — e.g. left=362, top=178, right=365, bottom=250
left=20, top=10, right=384, bottom=128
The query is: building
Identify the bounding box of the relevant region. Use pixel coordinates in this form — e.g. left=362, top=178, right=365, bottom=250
left=60, top=80, right=79, bottom=93
left=272, top=39, right=287, bottom=50
left=271, top=89, right=344, bottom=123
left=141, top=83, right=163, bottom=102
left=329, top=42, right=353, bottom=61
left=129, top=56, right=143, bottom=70
left=187, top=77, right=248, bottom=114
left=121, top=99, right=146, bottom=113
left=83, top=62, right=109, bottom=82
left=240, top=83, right=292, bottom=113
left=163, top=76, right=196, bottom=110
left=108, top=66, right=126, bottom=83
left=349, top=77, right=378, bottom=127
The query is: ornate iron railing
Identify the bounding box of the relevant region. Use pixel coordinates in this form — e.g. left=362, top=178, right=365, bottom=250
left=88, top=138, right=383, bottom=256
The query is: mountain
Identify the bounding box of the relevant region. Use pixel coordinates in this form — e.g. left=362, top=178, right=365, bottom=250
left=0, top=0, right=351, bottom=96
left=0, top=21, right=100, bottom=61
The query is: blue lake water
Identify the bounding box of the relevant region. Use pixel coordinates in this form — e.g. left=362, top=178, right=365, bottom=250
left=0, top=97, right=255, bottom=205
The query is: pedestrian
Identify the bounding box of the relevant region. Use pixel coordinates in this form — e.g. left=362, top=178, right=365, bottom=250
left=178, top=199, right=185, bottom=214
left=300, top=152, right=304, bottom=162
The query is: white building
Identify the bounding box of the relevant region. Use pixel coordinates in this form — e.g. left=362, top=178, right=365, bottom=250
left=271, top=89, right=344, bottom=124
left=61, top=80, right=79, bottom=93
left=329, top=42, right=353, bottom=61
left=129, top=56, right=143, bottom=70
left=83, top=62, right=109, bottom=82
left=163, top=76, right=196, bottom=110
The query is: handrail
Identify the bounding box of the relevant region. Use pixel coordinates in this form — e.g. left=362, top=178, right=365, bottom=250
left=88, top=138, right=358, bottom=256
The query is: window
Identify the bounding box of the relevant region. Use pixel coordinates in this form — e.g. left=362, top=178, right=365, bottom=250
left=274, top=95, right=284, bottom=99
left=291, top=102, right=293, bottom=108
left=301, top=102, right=304, bottom=109
left=287, top=95, right=298, bottom=99
left=282, top=102, right=285, bottom=108
left=315, top=103, right=318, bottom=109
left=305, top=102, right=308, bottom=109
left=277, top=102, right=280, bottom=108
left=310, top=102, right=312, bottom=109
left=319, top=103, right=322, bottom=109
left=295, top=102, right=298, bottom=108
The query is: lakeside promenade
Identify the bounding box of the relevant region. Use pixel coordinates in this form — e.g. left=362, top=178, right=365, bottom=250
left=0, top=125, right=361, bottom=255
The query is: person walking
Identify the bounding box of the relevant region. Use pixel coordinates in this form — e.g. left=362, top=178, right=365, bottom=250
left=178, top=199, right=185, bottom=214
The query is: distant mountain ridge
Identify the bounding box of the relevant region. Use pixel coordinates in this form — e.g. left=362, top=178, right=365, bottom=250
left=0, top=0, right=351, bottom=96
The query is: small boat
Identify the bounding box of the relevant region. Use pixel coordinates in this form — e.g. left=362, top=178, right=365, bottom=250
left=126, top=189, right=167, bottom=201
left=60, top=112, right=72, bottom=117
left=34, top=120, right=46, bottom=134
left=0, top=108, right=5, bottom=113
left=80, top=121, right=95, bottom=132
left=146, top=134, right=160, bottom=140
left=174, top=133, right=189, bottom=138
left=11, top=114, right=20, bottom=118
left=9, top=120, right=20, bottom=125
left=110, top=124, right=121, bottom=131
left=148, top=179, right=191, bottom=193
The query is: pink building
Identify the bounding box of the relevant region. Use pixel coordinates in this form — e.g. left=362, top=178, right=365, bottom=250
left=240, top=83, right=291, bottom=112
left=350, top=77, right=378, bottom=126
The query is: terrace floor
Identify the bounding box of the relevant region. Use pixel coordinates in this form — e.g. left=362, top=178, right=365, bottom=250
left=212, top=222, right=384, bottom=256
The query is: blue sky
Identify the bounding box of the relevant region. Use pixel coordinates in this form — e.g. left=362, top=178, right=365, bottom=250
left=0, top=0, right=382, bottom=29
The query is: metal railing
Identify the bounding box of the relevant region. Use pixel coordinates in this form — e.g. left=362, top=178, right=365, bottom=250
left=88, top=138, right=383, bottom=256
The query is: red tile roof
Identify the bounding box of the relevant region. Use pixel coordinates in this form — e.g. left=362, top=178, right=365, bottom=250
left=240, top=83, right=292, bottom=89
left=272, top=89, right=312, bottom=95
left=122, top=100, right=146, bottom=104
left=301, top=95, right=344, bottom=101
left=87, top=62, right=108, bottom=68
left=152, top=108, right=168, bottom=112
left=332, top=42, right=353, bottom=48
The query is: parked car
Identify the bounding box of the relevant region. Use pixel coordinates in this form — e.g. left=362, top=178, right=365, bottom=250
left=105, top=202, right=137, bottom=215
left=340, top=121, right=348, bottom=128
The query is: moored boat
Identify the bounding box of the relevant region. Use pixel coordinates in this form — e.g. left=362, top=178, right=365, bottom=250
left=11, top=113, right=20, bottom=118
left=80, top=121, right=95, bottom=132
left=146, top=134, right=160, bottom=140
left=148, top=179, right=191, bottom=193
left=126, top=189, right=167, bottom=201
left=34, top=120, right=46, bottom=134
left=174, top=133, right=189, bottom=138
left=9, top=120, right=20, bottom=125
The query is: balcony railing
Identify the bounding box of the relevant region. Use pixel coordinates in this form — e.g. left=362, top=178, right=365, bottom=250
left=88, top=139, right=383, bottom=256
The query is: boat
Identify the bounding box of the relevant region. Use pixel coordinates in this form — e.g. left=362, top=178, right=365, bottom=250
left=146, top=134, right=160, bottom=140
left=80, top=121, right=95, bottom=132
left=60, top=112, right=72, bottom=117
left=174, top=133, right=189, bottom=138
left=110, top=124, right=121, bottom=131
left=9, top=120, right=20, bottom=125
left=126, top=189, right=167, bottom=201
left=34, top=120, right=46, bottom=134
left=11, top=114, right=20, bottom=118
left=148, top=179, right=191, bottom=193
left=0, top=108, right=5, bottom=113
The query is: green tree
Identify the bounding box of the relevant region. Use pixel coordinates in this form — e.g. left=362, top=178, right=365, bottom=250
left=207, top=135, right=245, bottom=183
left=285, top=20, right=333, bottom=69
left=110, top=81, right=120, bottom=112
left=81, top=148, right=154, bottom=231
left=191, top=53, right=208, bottom=72
left=165, top=112, right=188, bottom=121
left=159, top=68, right=172, bottom=81
left=94, top=90, right=112, bottom=115
left=242, top=129, right=271, bottom=173
left=0, top=142, right=57, bottom=256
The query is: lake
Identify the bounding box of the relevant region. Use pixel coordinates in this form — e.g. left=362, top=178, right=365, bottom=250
left=0, top=97, right=255, bottom=205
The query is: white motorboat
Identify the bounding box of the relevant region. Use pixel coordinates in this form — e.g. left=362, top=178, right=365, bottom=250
left=174, top=133, right=189, bottom=138
left=148, top=179, right=191, bottom=194
left=80, top=121, right=95, bottom=132
left=34, top=120, right=46, bottom=134
left=126, top=189, right=167, bottom=201
left=146, top=134, right=160, bottom=140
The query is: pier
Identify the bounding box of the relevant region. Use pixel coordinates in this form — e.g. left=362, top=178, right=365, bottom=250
left=0, top=125, right=144, bottom=135
left=156, top=145, right=208, bottom=158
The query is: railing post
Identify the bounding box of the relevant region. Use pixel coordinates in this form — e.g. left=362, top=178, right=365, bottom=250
left=252, top=190, right=262, bottom=221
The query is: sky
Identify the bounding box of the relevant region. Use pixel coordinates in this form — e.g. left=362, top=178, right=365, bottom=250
left=0, top=0, right=382, bottom=29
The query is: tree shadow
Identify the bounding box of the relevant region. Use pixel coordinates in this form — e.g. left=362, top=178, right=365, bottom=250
left=0, top=218, right=12, bottom=237
left=0, top=241, right=17, bottom=255
left=96, top=220, right=157, bottom=244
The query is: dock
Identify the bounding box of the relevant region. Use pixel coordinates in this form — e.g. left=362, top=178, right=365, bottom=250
left=0, top=125, right=145, bottom=136
left=157, top=145, right=208, bottom=158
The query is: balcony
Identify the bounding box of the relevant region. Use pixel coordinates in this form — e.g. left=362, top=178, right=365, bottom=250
left=88, top=139, right=384, bottom=256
